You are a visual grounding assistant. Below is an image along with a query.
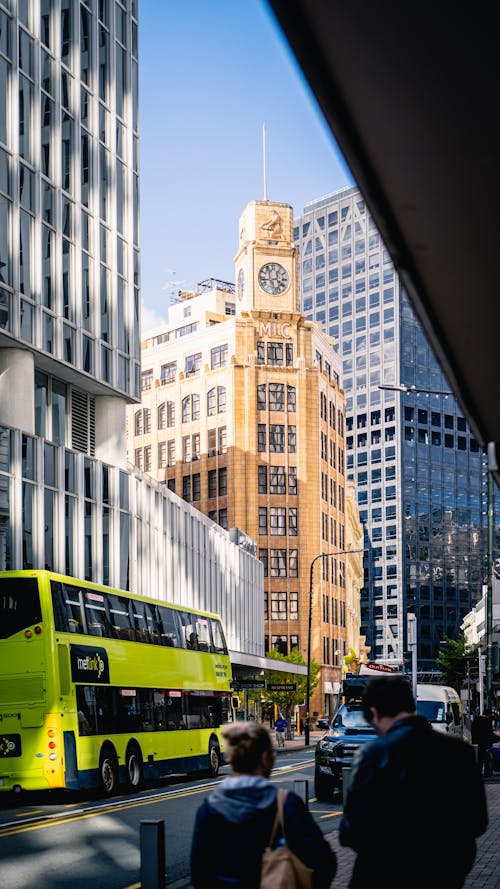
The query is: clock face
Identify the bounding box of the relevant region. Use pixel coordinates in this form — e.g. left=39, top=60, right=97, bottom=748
left=238, top=268, right=245, bottom=301
left=258, top=262, right=289, bottom=295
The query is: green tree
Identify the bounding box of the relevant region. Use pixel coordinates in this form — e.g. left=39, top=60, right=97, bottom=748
left=259, top=647, right=320, bottom=735
left=436, top=635, right=477, bottom=693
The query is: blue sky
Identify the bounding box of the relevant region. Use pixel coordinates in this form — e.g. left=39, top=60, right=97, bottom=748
left=138, top=0, right=353, bottom=331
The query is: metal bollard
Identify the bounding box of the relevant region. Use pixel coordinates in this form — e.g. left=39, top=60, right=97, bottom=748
left=342, top=767, right=352, bottom=808
left=140, top=819, right=165, bottom=889
left=293, top=779, right=309, bottom=809
left=472, top=744, right=479, bottom=762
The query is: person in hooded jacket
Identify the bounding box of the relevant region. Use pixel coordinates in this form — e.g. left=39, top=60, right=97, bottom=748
left=190, top=720, right=337, bottom=889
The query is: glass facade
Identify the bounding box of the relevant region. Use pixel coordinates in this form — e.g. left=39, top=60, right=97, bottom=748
left=0, top=0, right=140, bottom=399
left=296, top=187, right=492, bottom=669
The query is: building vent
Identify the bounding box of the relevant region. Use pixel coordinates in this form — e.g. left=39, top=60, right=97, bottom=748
left=71, top=390, right=96, bottom=456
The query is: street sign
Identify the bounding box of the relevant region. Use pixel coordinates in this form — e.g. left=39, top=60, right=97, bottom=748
left=237, top=680, right=266, bottom=689
left=360, top=662, right=400, bottom=675
left=268, top=683, right=297, bottom=692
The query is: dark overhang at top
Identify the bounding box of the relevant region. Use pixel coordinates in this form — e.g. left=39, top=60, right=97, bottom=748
left=266, top=0, right=500, bottom=486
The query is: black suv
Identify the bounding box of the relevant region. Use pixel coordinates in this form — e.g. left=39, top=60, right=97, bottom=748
left=314, top=700, right=376, bottom=801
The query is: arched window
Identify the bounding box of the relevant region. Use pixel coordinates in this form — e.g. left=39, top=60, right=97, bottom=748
left=166, top=401, right=175, bottom=427
left=207, top=388, right=216, bottom=416
left=217, top=386, right=226, bottom=413
left=143, top=407, right=151, bottom=433
left=158, top=402, right=166, bottom=430
left=134, top=409, right=143, bottom=435
left=182, top=396, right=191, bottom=423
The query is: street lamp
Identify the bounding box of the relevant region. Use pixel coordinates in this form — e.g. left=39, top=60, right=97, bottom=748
left=379, top=382, right=494, bottom=707
left=305, top=547, right=363, bottom=746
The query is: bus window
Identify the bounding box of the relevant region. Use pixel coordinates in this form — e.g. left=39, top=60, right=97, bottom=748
left=153, top=689, right=167, bottom=730
left=166, top=690, right=185, bottom=729
left=185, top=691, right=220, bottom=728
left=178, top=611, right=199, bottom=649
left=195, top=617, right=212, bottom=652
left=210, top=618, right=228, bottom=655
left=136, top=687, right=155, bottom=731
left=83, top=590, right=111, bottom=637
left=0, top=577, right=42, bottom=639
left=51, top=581, right=85, bottom=634
left=159, top=605, right=183, bottom=648
left=76, top=685, right=97, bottom=735
left=94, top=686, right=118, bottom=733
left=107, top=594, right=135, bottom=641
left=132, top=604, right=149, bottom=643
left=144, top=603, right=161, bottom=645
left=131, top=600, right=153, bottom=644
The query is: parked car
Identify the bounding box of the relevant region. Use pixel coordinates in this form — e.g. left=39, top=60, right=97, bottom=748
left=316, top=717, right=331, bottom=731
left=314, top=699, right=376, bottom=801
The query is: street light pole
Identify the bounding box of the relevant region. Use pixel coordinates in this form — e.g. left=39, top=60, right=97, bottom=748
left=305, top=547, right=363, bottom=747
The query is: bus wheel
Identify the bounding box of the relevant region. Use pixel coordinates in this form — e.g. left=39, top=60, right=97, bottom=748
left=208, top=740, right=220, bottom=777
left=99, top=746, right=119, bottom=797
left=126, top=743, right=143, bottom=790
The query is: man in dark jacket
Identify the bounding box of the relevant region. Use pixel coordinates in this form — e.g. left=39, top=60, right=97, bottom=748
left=191, top=721, right=336, bottom=888
left=339, top=676, right=488, bottom=889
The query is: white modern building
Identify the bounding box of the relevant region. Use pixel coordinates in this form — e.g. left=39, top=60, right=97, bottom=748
left=0, top=0, right=268, bottom=668
left=461, top=578, right=500, bottom=651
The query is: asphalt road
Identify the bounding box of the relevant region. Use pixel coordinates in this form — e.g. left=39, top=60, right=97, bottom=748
left=0, top=749, right=342, bottom=889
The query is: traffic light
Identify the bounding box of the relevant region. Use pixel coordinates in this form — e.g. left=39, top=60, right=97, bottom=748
left=231, top=695, right=240, bottom=710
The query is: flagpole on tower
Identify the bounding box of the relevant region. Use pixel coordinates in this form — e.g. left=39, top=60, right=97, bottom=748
left=263, top=123, right=268, bottom=201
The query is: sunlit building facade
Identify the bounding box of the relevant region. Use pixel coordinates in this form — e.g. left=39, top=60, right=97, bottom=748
left=295, top=186, right=487, bottom=670
left=131, top=199, right=357, bottom=715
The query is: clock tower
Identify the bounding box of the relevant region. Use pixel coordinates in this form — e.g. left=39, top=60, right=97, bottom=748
left=233, top=201, right=298, bottom=315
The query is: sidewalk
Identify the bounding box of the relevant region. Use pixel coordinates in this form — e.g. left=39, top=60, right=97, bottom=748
left=274, top=733, right=500, bottom=888
left=324, top=776, right=500, bottom=888
left=272, top=728, right=323, bottom=752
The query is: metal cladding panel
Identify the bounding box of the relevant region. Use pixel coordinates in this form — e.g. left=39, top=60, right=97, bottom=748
left=147, top=485, right=264, bottom=656
left=0, top=429, right=264, bottom=660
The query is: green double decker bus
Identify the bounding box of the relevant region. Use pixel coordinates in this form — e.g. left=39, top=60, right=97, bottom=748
left=0, top=570, right=232, bottom=795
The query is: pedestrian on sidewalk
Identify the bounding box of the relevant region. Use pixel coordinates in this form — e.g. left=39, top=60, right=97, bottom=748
left=339, top=676, right=488, bottom=889
left=274, top=713, right=288, bottom=747
left=190, top=721, right=336, bottom=888
left=471, top=709, right=500, bottom=776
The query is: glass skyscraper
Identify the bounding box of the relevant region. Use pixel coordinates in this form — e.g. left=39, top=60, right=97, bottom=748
left=295, top=186, right=487, bottom=670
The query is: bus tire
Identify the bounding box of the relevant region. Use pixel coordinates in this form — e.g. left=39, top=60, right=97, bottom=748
left=99, top=745, right=119, bottom=797
left=208, top=739, right=220, bottom=777
left=125, top=742, right=143, bottom=790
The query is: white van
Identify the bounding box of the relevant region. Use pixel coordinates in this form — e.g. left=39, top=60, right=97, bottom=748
left=416, top=684, right=469, bottom=741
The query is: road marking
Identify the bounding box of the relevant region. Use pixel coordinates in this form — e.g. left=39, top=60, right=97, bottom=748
left=319, top=811, right=342, bottom=820
left=0, top=757, right=314, bottom=837
left=15, top=809, right=44, bottom=817
left=123, top=884, right=140, bottom=889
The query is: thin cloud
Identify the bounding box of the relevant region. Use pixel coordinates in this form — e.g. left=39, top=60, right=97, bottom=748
left=140, top=301, right=167, bottom=337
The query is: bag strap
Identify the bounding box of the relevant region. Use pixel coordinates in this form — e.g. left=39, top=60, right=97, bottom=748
left=277, top=789, right=288, bottom=845
left=266, top=789, right=288, bottom=850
